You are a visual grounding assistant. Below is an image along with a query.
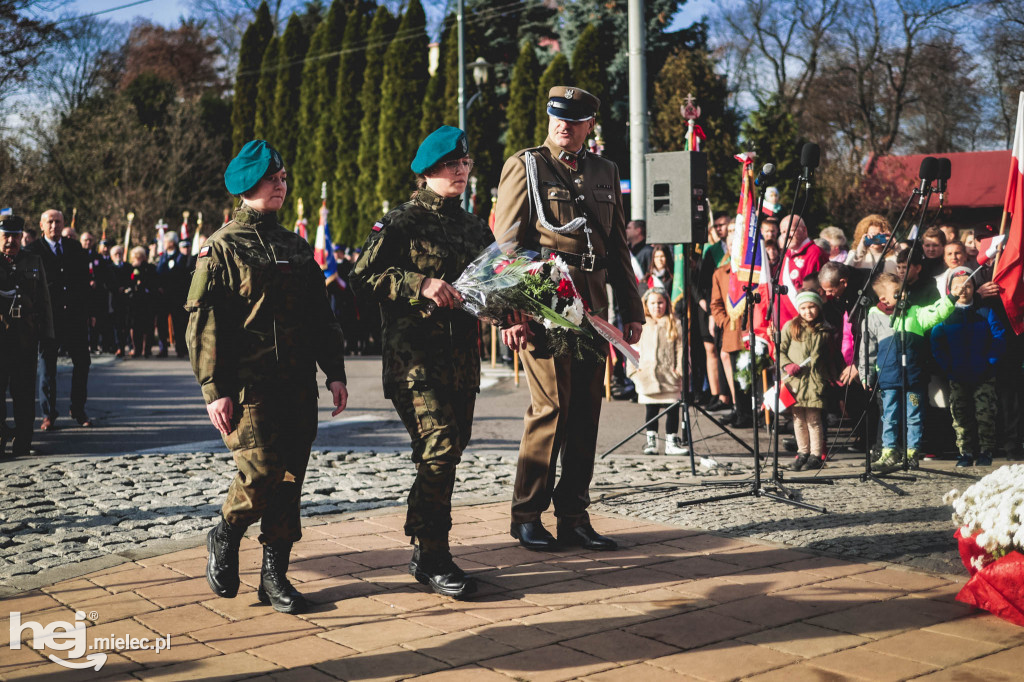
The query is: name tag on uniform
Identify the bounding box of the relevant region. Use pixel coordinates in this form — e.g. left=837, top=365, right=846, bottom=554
left=275, top=260, right=292, bottom=273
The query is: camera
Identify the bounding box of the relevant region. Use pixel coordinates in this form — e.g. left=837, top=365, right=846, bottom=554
left=864, top=234, right=887, bottom=246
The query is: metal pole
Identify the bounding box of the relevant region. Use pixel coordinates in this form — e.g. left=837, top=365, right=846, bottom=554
left=457, top=0, right=469, bottom=211
left=628, top=0, right=647, bottom=220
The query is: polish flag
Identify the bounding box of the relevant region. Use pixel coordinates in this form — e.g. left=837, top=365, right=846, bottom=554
left=976, top=234, right=1007, bottom=266
left=994, top=92, right=1024, bottom=334
left=313, top=199, right=328, bottom=268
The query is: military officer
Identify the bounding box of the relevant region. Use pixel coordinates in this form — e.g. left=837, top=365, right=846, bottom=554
left=352, top=126, right=494, bottom=599
left=0, top=215, right=53, bottom=458
left=495, top=86, right=645, bottom=551
left=187, top=140, right=349, bottom=614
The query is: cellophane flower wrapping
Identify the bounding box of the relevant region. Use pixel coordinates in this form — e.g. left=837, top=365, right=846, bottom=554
left=452, top=242, right=606, bottom=362
left=734, top=335, right=772, bottom=391
left=945, top=465, right=1024, bottom=626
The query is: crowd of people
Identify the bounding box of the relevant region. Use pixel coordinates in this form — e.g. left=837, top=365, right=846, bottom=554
left=619, top=207, right=1023, bottom=472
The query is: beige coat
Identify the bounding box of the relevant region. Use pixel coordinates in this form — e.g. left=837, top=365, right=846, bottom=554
left=628, top=316, right=683, bottom=402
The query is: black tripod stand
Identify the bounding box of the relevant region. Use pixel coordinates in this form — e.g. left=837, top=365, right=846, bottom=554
left=600, top=242, right=755, bottom=477
left=676, top=160, right=829, bottom=513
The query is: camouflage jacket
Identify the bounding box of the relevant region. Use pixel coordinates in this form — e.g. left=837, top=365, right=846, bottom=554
left=185, top=204, right=347, bottom=404
left=0, top=250, right=54, bottom=349
left=352, top=187, right=494, bottom=397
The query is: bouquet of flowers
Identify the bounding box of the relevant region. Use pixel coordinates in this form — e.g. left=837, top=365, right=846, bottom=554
left=448, top=242, right=638, bottom=365
left=734, top=334, right=772, bottom=391
left=944, top=465, right=1024, bottom=625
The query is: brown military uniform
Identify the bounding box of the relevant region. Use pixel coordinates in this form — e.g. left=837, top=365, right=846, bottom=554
left=185, top=204, right=347, bottom=545
left=494, top=138, right=644, bottom=528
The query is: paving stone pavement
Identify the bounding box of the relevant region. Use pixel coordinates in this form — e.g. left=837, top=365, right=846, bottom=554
left=4, top=502, right=1024, bottom=682
left=0, top=440, right=986, bottom=594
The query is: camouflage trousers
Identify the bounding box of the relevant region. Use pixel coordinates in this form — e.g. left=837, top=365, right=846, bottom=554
left=949, top=378, right=998, bottom=455
left=391, top=385, right=476, bottom=550
left=221, top=386, right=318, bottom=545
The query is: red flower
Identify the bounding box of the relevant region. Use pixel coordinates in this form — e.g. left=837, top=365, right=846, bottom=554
left=494, top=260, right=509, bottom=274
left=557, top=279, right=577, bottom=299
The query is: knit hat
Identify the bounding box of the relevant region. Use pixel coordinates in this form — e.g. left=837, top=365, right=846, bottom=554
left=946, top=266, right=972, bottom=295
left=795, top=290, right=824, bottom=310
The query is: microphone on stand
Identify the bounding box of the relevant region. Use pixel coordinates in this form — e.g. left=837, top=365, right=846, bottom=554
left=755, top=163, right=776, bottom=192
left=800, top=143, right=820, bottom=188
left=936, top=157, right=951, bottom=206
left=917, top=156, right=938, bottom=205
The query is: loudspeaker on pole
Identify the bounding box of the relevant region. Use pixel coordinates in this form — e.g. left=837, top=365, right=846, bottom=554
left=645, top=151, right=709, bottom=245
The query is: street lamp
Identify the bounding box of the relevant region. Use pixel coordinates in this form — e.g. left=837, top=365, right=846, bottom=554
left=466, top=57, right=491, bottom=111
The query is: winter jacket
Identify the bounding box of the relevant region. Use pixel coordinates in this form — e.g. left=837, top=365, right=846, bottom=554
left=780, top=318, right=836, bottom=409
left=930, top=305, right=1006, bottom=384
left=867, top=296, right=955, bottom=390
left=628, top=315, right=683, bottom=403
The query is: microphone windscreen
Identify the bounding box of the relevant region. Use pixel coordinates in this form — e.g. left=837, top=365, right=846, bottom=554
left=762, top=162, right=776, bottom=177
left=800, top=143, right=820, bottom=169
left=919, top=156, right=939, bottom=181
left=937, top=157, right=951, bottom=181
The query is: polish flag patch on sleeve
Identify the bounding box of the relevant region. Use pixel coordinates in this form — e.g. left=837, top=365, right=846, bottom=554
left=198, top=245, right=211, bottom=258
left=371, top=221, right=384, bottom=232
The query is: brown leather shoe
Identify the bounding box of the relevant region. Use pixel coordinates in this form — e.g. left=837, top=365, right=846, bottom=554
left=40, top=417, right=54, bottom=431
left=70, top=410, right=92, bottom=427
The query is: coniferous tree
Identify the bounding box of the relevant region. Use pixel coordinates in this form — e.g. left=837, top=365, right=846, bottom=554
left=272, top=14, right=308, bottom=227
left=355, top=6, right=396, bottom=236
left=534, top=52, right=571, bottom=145
left=441, top=16, right=460, bottom=127
left=230, top=1, right=273, bottom=154
left=308, top=0, right=347, bottom=234
left=421, top=16, right=454, bottom=139
left=293, top=14, right=327, bottom=229
left=465, top=79, right=502, bottom=217
left=650, top=46, right=740, bottom=214
left=376, top=0, right=429, bottom=213
left=333, top=4, right=372, bottom=246
left=253, top=35, right=280, bottom=142
left=505, top=41, right=540, bottom=158
left=740, top=94, right=805, bottom=215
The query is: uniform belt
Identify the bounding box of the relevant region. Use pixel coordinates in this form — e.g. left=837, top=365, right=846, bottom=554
left=541, top=248, right=606, bottom=272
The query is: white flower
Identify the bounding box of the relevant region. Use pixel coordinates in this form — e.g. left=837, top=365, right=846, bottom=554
left=564, top=298, right=584, bottom=326
left=947, top=464, right=1024, bottom=561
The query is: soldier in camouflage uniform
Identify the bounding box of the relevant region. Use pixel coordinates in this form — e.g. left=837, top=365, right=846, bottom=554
left=353, top=126, right=493, bottom=599
left=187, top=140, right=349, bottom=614
left=0, top=215, right=53, bottom=458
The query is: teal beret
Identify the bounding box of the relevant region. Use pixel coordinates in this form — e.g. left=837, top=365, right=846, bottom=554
left=224, top=140, right=284, bottom=195
left=0, top=214, right=25, bottom=233
left=411, top=126, right=468, bottom=174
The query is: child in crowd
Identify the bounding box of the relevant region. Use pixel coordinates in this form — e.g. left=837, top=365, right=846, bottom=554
left=630, top=287, right=688, bottom=455
left=930, top=268, right=1006, bottom=467
left=781, top=291, right=836, bottom=471
left=869, top=272, right=962, bottom=470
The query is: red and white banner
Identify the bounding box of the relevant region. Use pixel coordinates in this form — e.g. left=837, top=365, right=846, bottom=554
left=994, top=92, right=1024, bottom=335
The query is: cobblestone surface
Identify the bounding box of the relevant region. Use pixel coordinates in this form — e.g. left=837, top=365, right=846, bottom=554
left=0, top=443, right=980, bottom=589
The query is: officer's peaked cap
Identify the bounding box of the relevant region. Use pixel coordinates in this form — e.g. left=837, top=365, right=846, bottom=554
left=547, top=86, right=599, bottom=122
left=411, top=126, right=469, bottom=174
left=0, top=214, right=25, bottom=233
left=224, top=140, right=284, bottom=195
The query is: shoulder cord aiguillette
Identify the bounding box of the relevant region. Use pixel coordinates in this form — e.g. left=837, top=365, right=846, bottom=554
left=523, top=152, right=596, bottom=261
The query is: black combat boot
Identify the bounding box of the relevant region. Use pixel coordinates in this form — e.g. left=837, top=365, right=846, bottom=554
left=410, top=546, right=477, bottom=599
left=205, top=516, right=246, bottom=598
left=258, top=543, right=307, bottom=614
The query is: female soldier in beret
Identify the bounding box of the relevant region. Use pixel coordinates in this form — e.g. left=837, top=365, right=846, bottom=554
left=352, top=126, right=494, bottom=599
left=187, top=140, right=349, bottom=614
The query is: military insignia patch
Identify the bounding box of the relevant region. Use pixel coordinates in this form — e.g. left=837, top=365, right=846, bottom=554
left=198, top=246, right=211, bottom=258
left=371, top=221, right=384, bottom=232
